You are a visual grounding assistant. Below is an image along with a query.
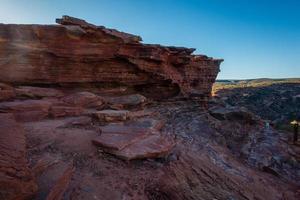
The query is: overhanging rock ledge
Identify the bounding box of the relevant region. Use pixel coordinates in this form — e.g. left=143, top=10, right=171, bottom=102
left=0, top=15, right=223, bottom=103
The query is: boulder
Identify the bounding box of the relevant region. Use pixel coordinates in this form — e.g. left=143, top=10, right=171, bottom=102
left=0, top=113, right=37, bottom=200
left=92, top=109, right=129, bottom=122
left=0, top=100, right=52, bottom=122
left=16, top=86, right=64, bottom=99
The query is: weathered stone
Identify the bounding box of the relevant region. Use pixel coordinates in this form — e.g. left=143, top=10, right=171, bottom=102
left=64, top=116, right=92, bottom=127
left=62, top=91, right=102, bottom=108
left=111, top=134, right=175, bottom=160
left=56, top=15, right=142, bottom=43
left=127, top=110, right=155, bottom=119
left=93, top=109, right=129, bottom=122
left=0, top=83, right=15, bottom=101
left=105, top=94, right=147, bottom=109
left=92, top=131, right=148, bottom=151
left=46, top=166, right=74, bottom=200
left=93, top=129, right=175, bottom=161
left=16, top=86, right=64, bottom=98
left=0, top=100, right=52, bottom=122
left=0, top=16, right=222, bottom=102
left=209, top=106, right=258, bottom=124
left=92, top=117, right=172, bottom=160
left=0, top=113, right=37, bottom=200
left=32, top=157, right=59, bottom=176
left=99, top=118, right=165, bottom=133
left=49, top=106, right=83, bottom=118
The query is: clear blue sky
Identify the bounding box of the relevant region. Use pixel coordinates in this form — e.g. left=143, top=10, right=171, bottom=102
left=0, top=0, right=299, bottom=79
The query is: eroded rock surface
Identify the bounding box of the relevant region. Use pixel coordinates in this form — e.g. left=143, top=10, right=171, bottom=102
left=0, top=113, right=37, bottom=200
left=0, top=83, right=15, bottom=101
left=0, top=15, right=222, bottom=103
left=92, top=118, right=173, bottom=160
left=16, top=86, right=64, bottom=99
left=92, top=109, right=129, bottom=122
left=0, top=99, right=52, bottom=122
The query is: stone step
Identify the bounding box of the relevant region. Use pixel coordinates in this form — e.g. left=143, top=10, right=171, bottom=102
left=92, top=109, right=130, bottom=122
left=100, top=118, right=164, bottom=133
left=92, top=118, right=174, bottom=160
left=0, top=100, right=52, bottom=122
left=62, top=91, right=103, bottom=108
left=110, top=134, right=175, bottom=160
left=104, top=94, right=147, bottom=109
left=92, top=130, right=149, bottom=151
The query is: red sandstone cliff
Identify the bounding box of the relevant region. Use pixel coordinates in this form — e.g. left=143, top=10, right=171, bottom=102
left=0, top=15, right=222, bottom=102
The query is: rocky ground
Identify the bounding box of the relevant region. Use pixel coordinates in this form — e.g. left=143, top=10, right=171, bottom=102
left=213, top=79, right=300, bottom=131
left=0, top=84, right=299, bottom=200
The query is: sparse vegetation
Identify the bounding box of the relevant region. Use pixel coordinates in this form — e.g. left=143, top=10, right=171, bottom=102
left=213, top=78, right=300, bottom=94
left=213, top=78, right=300, bottom=133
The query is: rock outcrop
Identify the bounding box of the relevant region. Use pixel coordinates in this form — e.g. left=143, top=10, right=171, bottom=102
left=0, top=100, right=52, bottom=122
left=0, top=15, right=222, bottom=103
left=92, top=118, right=174, bottom=160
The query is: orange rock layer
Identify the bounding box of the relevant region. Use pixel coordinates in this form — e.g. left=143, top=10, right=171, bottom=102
left=0, top=16, right=222, bottom=102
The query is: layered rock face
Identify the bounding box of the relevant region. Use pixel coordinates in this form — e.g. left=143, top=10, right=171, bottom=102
left=0, top=15, right=222, bottom=102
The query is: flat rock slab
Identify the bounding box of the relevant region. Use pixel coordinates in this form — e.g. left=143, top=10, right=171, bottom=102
left=0, top=100, right=52, bottom=122
left=50, top=106, right=83, bottom=118
left=0, top=113, right=37, bottom=200
left=93, top=109, right=129, bottom=122
left=92, top=130, right=149, bottom=151
left=100, top=118, right=165, bottom=133
left=16, top=86, right=64, bottom=98
left=92, top=118, right=150, bottom=151
left=62, top=91, right=103, bottom=108
left=128, top=110, right=156, bottom=119
left=105, top=94, right=147, bottom=109
left=92, top=118, right=174, bottom=160
left=111, top=134, right=175, bottom=160
left=63, top=116, right=92, bottom=127
left=127, top=118, right=165, bottom=131
left=209, top=106, right=258, bottom=124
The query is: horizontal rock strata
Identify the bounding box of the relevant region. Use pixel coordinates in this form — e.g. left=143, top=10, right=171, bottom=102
left=0, top=15, right=222, bottom=103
